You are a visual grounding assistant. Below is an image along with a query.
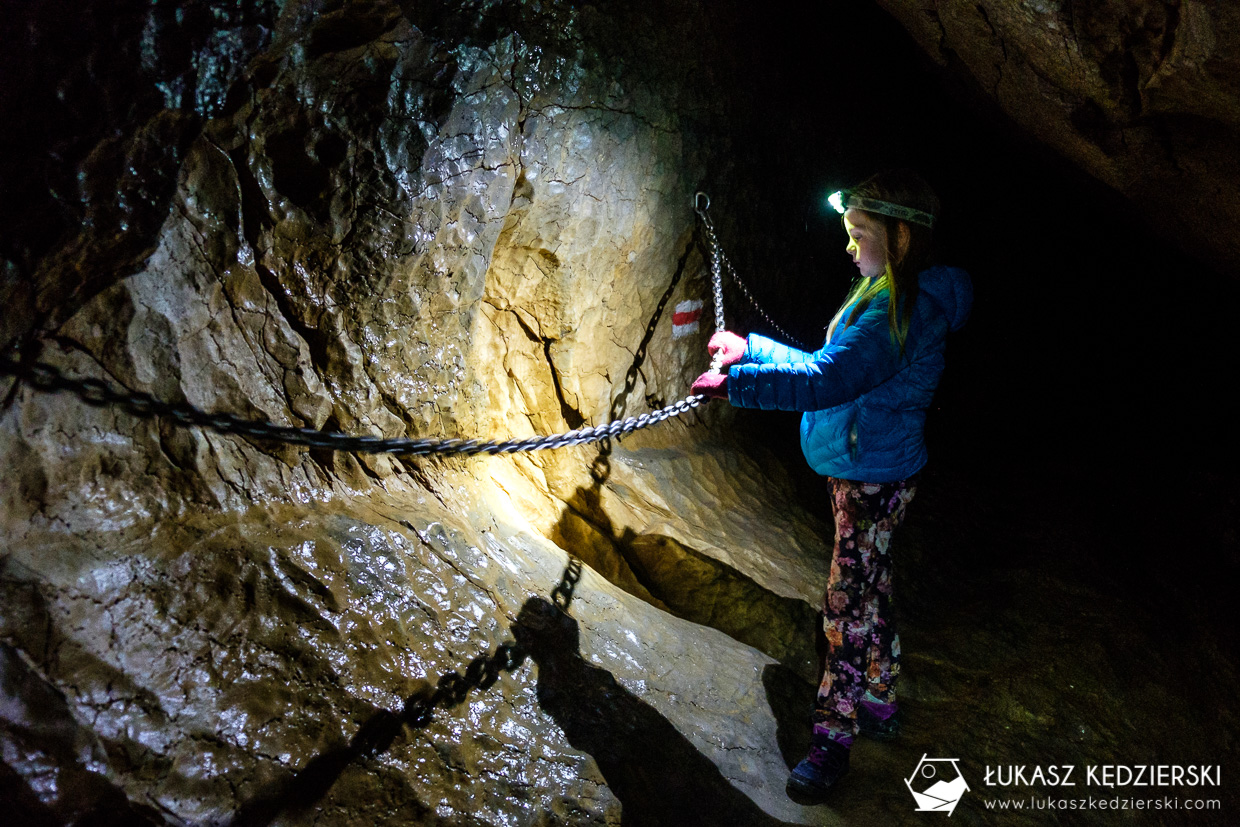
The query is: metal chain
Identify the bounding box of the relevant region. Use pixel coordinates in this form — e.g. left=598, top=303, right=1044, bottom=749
left=695, top=193, right=729, bottom=335
left=694, top=192, right=806, bottom=350
left=0, top=357, right=706, bottom=457
left=550, top=556, right=584, bottom=610
left=0, top=197, right=773, bottom=458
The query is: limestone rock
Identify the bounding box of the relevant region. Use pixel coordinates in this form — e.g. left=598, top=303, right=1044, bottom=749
left=876, top=0, right=1240, bottom=274
left=0, top=0, right=280, bottom=346
left=9, top=1, right=1239, bottom=823
left=1, top=1, right=839, bottom=824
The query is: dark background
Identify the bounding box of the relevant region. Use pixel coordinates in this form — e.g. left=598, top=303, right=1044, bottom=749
left=708, top=2, right=1239, bottom=645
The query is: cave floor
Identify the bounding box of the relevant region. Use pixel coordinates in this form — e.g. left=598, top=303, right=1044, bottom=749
left=781, top=462, right=1240, bottom=826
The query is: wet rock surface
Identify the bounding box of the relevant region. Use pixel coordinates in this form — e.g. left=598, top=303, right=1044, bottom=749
left=0, top=463, right=827, bottom=825
left=3, top=1, right=1239, bottom=825
left=0, top=0, right=280, bottom=346
left=2, top=1, right=830, bottom=823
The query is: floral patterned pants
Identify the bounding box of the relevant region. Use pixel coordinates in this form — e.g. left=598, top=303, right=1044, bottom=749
left=813, top=476, right=917, bottom=746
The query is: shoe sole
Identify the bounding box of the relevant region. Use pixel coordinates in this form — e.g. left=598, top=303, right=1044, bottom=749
left=785, top=766, right=848, bottom=802
left=786, top=777, right=831, bottom=804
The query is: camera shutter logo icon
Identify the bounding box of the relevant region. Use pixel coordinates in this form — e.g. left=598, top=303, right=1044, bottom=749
left=905, top=754, right=969, bottom=815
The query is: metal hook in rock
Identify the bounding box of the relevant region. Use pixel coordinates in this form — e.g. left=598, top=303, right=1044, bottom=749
left=694, top=191, right=710, bottom=215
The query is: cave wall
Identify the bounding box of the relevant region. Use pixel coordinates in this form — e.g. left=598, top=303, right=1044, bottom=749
left=875, top=0, right=1240, bottom=275
left=0, top=0, right=280, bottom=348
left=0, top=1, right=846, bottom=824
left=8, top=1, right=1239, bottom=824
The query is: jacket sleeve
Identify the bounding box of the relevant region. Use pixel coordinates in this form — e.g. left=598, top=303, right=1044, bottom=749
left=728, top=301, right=903, bottom=411
left=742, top=333, right=816, bottom=366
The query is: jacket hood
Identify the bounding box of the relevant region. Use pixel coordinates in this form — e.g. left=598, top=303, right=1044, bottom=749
left=919, top=265, right=973, bottom=331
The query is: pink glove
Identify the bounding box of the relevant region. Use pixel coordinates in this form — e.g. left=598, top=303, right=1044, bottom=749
left=707, top=330, right=747, bottom=368
left=691, top=371, right=729, bottom=400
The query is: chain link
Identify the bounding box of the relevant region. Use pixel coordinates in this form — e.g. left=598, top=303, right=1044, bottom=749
left=0, top=197, right=795, bottom=458
left=550, top=556, right=584, bottom=610
left=694, top=193, right=806, bottom=350
left=694, top=193, right=728, bottom=335
left=0, top=357, right=706, bottom=457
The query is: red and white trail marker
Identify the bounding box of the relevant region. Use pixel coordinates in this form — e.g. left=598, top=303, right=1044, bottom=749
left=672, top=299, right=703, bottom=339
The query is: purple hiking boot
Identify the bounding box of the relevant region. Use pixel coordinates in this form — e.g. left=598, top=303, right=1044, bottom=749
left=786, top=734, right=850, bottom=801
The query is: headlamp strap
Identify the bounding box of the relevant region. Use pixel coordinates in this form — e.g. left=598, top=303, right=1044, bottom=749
left=829, top=191, right=936, bottom=228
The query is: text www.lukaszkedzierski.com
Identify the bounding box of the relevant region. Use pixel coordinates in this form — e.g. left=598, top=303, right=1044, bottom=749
left=983, top=796, right=1221, bottom=812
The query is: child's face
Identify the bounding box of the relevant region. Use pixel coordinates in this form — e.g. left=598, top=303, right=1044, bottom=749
left=843, top=209, right=888, bottom=279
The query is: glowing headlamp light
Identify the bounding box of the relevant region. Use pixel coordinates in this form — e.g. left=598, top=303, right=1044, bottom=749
left=827, top=189, right=936, bottom=228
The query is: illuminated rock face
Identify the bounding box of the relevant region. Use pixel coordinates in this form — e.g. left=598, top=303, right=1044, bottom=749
left=8, top=3, right=1240, bottom=825
left=875, top=0, right=1240, bottom=273
left=0, top=2, right=840, bottom=824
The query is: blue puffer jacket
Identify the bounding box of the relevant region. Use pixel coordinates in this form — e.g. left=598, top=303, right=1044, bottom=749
left=728, top=265, right=973, bottom=481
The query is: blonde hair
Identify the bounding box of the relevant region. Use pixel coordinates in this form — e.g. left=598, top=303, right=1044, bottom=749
left=825, top=264, right=901, bottom=348
left=824, top=170, right=939, bottom=357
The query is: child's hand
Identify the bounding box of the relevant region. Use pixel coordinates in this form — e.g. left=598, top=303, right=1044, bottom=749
left=691, top=371, right=729, bottom=400
left=707, top=331, right=747, bottom=368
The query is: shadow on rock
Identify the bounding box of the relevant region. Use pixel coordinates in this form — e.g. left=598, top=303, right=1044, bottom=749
left=760, top=662, right=817, bottom=772
left=226, top=640, right=526, bottom=827
left=0, top=643, right=167, bottom=827
left=623, top=533, right=821, bottom=680
left=513, top=596, right=792, bottom=827
left=551, top=464, right=820, bottom=683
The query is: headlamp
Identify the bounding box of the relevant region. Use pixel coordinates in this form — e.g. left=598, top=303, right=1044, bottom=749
left=827, top=189, right=936, bottom=228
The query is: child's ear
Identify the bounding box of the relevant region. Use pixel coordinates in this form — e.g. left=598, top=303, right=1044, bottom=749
left=896, top=222, right=911, bottom=261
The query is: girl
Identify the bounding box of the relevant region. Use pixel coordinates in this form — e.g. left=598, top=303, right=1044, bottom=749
left=691, top=170, right=973, bottom=800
